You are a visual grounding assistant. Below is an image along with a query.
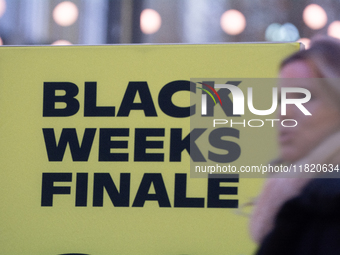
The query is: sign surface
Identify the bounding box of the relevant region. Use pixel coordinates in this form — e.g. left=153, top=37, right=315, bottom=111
left=0, top=43, right=300, bottom=255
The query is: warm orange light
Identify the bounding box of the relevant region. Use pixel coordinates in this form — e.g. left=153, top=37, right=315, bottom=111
left=140, top=9, right=162, bottom=34
left=53, top=1, right=79, bottom=27
left=0, top=0, right=6, bottom=18
left=297, top=38, right=311, bottom=49
left=220, top=10, right=246, bottom=35
left=303, top=4, right=327, bottom=30
left=328, top=21, right=340, bottom=39
left=51, top=40, right=72, bottom=45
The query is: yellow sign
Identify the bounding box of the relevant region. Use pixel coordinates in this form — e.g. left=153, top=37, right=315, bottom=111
left=0, top=43, right=300, bottom=254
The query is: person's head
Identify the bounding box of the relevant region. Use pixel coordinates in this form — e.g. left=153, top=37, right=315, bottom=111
left=278, top=37, right=340, bottom=163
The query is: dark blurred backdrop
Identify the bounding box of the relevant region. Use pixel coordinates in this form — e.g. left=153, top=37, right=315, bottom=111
left=1, top=0, right=339, bottom=48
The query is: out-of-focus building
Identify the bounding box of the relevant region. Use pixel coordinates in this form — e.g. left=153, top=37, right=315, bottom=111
left=0, top=0, right=339, bottom=46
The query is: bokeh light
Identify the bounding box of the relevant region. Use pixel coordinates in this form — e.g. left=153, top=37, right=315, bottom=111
left=140, top=9, right=162, bottom=34
left=265, top=23, right=281, bottom=41
left=328, top=21, right=340, bottom=39
left=0, top=0, right=6, bottom=18
left=220, top=10, right=246, bottom=35
left=51, top=40, right=72, bottom=45
left=303, top=4, right=327, bottom=30
left=265, top=23, right=299, bottom=41
left=297, top=38, right=311, bottom=49
left=53, top=1, right=79, bottom=27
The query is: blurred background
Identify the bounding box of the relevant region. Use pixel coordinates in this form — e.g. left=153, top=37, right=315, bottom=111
left=1, top=0, right=340, bottom=48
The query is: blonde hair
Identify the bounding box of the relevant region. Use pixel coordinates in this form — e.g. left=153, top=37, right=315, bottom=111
left=281, top=36, right=340, bottom=78
left=281, top=37, right=340, bottom=101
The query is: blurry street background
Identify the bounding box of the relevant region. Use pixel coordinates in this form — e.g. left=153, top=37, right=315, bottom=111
left=0, top=0, right=340, bottom=48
